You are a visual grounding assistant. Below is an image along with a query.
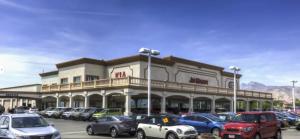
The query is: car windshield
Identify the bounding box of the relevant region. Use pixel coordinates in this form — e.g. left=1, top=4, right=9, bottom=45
left=231, top=114, right=258, bottom=123
left=115, top=116, right=133, bottom=121
left=12, top=117, right=49, bottom=128
left=202, top=114, right=223, bottom=122
left=163, top=116, right=180, bottom=126
left=78, top=109, right=85, bottom=112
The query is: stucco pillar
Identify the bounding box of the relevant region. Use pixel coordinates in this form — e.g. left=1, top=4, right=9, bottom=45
left=69, top=97, right=73, bottom=108
left=84, top=95, right=89, bottom=108
left=26, top=99, right=29, bottom=106
left=56, top=97, right=59, bottom=108
left=31, top=100, right=36, bottom=107
left=1, top=99, right=3, bottom=106
left=271, top=101, right=274, bottom=111
left=260, top=100, right=263, bottom=111
left=246, top=101, right=250, bottom=112
left=124, top=94, right=132, bottom=116
left=161, top=96, right=166, bottom=114
left=230, top=98, right=234, bottom=113
left=211, top=97, right=215, bottom=113
left=10, top=99, right=13, bottom=109
left=102, top=95, right=107, bottom=109
left=189, top=96, right=194, bottom=113
left=20, top=99, right=23, bottom=106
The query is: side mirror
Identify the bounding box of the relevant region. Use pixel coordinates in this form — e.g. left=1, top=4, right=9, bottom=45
left=206, top=121, right=211, bottom=124
left=49, top=123, right=55, bottom=127
left=157, top=124, right=162, bottom=127
left=0, top=125, right=8, bottom=129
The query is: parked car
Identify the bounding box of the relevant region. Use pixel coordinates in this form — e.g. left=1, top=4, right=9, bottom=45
left=91, top=108, right=123, bottom=120
left=38, top=107, right=54, bottom=117
left=130, top=114, right=147, bottom=124
left=86, top=116, right=137, bottom=138
left=62, top=108, right=77, bottom=119
left=46, top=107, right=64, bottom=118
left=28, top=108, right=39, bottom=113
left=13, top=106, right=30, bottom=114
left=281, top=112, right=299, bottom=125
left=221, top=112, right=281, bottom=139
left=136, top=115, right=198, bottom=139
left=180, top=113, right=225, bottom=136
left=70, top=107, right=85, bottom=120
left=79, top=108, right=103, bottom=121
left=52, top=108, right=73, bottom=119
left=216, top=112, right=236, bottom=122
left=0, top=113, right=61, bottom=139
left=274, top=112, right=289, bottom=128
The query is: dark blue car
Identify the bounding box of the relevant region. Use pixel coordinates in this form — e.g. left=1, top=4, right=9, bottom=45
left=179, top=113, right=225, bottom=136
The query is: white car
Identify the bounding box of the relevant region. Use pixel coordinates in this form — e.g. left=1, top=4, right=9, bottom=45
left=136, top=115, right=198, bottom=139
left=46, top=107, right=64, bottom=118
left=0, top=113, right=61, bottom=139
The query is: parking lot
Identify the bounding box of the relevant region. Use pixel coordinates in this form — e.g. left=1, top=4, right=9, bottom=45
left=46, top=118, right=300, bottom=139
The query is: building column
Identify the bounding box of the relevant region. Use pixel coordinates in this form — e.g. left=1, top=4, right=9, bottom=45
left=260, top=100, right=263, bottom=111
left=10, top=99, right=13, bottom=109
left=32, top=100, right=36, bottom=107
left=230, top=98, right=234, bottom=112
left=246, top=101, right=250, bottom=112
left=69, top=97, right=73, bottom=108
left=124, top=94, right=132, bottom=116
left=211, top=97, right=215, bottom=113
left=84, top=95, right=89, bottom=108
left=102, top=95, right=107, bottom=109
left=1, top=99, right=3, bottom=106
left=161, top=96, right=166, bottom=114
left=56, top=97, right=59, bottom=108
left=189, top=96, right=194, bottom=113
left=26, top=99, right=29, bottom=107
left=271, top=101, right=274, bottom=111
left=20, top=99, right=23, bottom=106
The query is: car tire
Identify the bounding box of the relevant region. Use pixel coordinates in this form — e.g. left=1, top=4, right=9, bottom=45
left=137, top=130, right=145, bottom=139
left=110, top=128, right=118, bottom=138
left=87, top=126, right=94, bottom=135
left=212, top=128, right=220, bottom=136
left=254, top=134, right=261, bottom=139
left=167, top=133, right=178, bottom=139
left=274, top=130, right=282, bottom=139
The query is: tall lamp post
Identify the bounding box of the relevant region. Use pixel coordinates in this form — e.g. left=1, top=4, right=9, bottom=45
left=139, top=48, right=160, bottom=116
left=229, top=66, right=240, bottom=113
left=291, top=80, right=297, bottom=112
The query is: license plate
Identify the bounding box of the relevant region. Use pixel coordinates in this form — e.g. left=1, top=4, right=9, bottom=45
left=228, top=135, right=235, bottom=138
left=130, top=128, right=135, bottom=131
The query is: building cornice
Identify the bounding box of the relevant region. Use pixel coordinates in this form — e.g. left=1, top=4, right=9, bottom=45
left=221, top=71, right=242, bottom=78
left=39, top=70, right=59, bottom=77
left=56, top=58, right=106, bottom=68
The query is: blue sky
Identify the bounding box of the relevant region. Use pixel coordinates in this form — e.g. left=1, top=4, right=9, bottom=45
left=0, top=0, right=300, bottom=87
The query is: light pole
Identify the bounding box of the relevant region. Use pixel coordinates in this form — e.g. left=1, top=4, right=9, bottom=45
left=229, top=66, right=240, bottom=113
left=291, top=80, right=297, bottom=112
left=139, top=48, right=160, bottom=116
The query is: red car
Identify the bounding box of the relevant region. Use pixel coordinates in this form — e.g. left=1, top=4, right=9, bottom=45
left=221, top=112, right=281, bottom=139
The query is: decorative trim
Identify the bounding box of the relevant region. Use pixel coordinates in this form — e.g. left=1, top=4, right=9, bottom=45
left=143, top=65, right=169, bottom=81
left=109, top=65, right=134, bottom=78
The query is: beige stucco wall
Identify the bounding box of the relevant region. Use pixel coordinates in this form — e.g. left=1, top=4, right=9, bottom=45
left=41, top=75, right=59, bottom=85
left=58, top=64, right=86, bottom=83
left=140, top=62, right=174, bottom=82
left=84, top=64, right=105, bottom=79
left=107, top=61, right=141, bottom=78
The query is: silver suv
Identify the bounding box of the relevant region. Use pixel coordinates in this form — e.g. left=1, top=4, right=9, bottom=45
left=0, top=113, right=61, bottom=139
left=137, top=115, right=198, bottom=139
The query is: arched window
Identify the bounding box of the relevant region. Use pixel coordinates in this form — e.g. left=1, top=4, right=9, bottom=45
left=228, top=81, right=234, bottom=89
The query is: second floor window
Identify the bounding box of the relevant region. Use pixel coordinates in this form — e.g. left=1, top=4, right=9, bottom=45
left=60, top=78, right=68, bottom=84
left=228, top=81, right=234, bottom=89
left=73, top=76, right=81, bottom=83
left=85, top=75, right=99, bottom=81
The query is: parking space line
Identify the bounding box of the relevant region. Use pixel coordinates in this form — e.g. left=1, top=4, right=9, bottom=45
left=61, top=131, right=86, bottom=135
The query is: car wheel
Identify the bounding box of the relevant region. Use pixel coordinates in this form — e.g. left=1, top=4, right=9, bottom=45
left=254, top=134, right=261, bottom=139
left=137, top=130, right=145, bottom=139
left=212, top=128, right=220, bottom=136
left=129, top=132, right=136, bottom=136
left=167, top=133, right=178, bottom=139
left=110, top=128, right=118, bottom=138
left=87, top=126, right=94, bottom=135
left=274, top=131, right=282, bottom=139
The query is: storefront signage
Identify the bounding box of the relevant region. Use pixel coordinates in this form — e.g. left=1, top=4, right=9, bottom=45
left=189, top=77, right=208, bottom=85
left=115, top=71, right=126, bottom=78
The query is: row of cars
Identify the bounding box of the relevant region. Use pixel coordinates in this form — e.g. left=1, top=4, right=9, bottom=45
left=84, top=111, right=300, bottom=139
left=38, top=107, right=122, bottom=121
left=85, top=112, right=284, bottom=139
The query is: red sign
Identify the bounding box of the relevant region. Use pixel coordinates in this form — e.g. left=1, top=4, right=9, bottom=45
left=115, top=71, right=126, bottom=78
left=189, top=77, right=208, bottom=85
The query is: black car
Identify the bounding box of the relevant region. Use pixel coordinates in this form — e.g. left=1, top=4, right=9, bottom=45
left=86, top=116, right=137, bottom=138
left=79, top=108, right=103, bottom=121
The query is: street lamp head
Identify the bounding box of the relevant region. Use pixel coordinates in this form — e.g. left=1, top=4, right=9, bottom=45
left=151, top=50, right=160, bottom=56
left=229, top=66, right=240, bottom=71
left=139, top=48, right=151, bottom=54
left=291, top=80, right=298, bottom=83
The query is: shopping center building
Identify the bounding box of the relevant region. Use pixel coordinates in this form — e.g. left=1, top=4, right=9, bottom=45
left=0, top=54, right=274, bottom=115
left=39, top=55, right=273, bottom=115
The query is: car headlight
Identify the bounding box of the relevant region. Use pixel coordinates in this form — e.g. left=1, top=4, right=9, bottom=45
left=52, top=131, right=61, bottom=139
left=242, top=127, right=253, bottom=132
left=176, top=128, right=182, bottom=134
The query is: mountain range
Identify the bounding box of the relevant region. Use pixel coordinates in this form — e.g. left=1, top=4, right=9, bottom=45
left=241, top=82, right=300, bottom=102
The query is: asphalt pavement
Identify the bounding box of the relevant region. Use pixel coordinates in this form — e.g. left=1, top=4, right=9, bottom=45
left=46, top=118, right=300, bottom=139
